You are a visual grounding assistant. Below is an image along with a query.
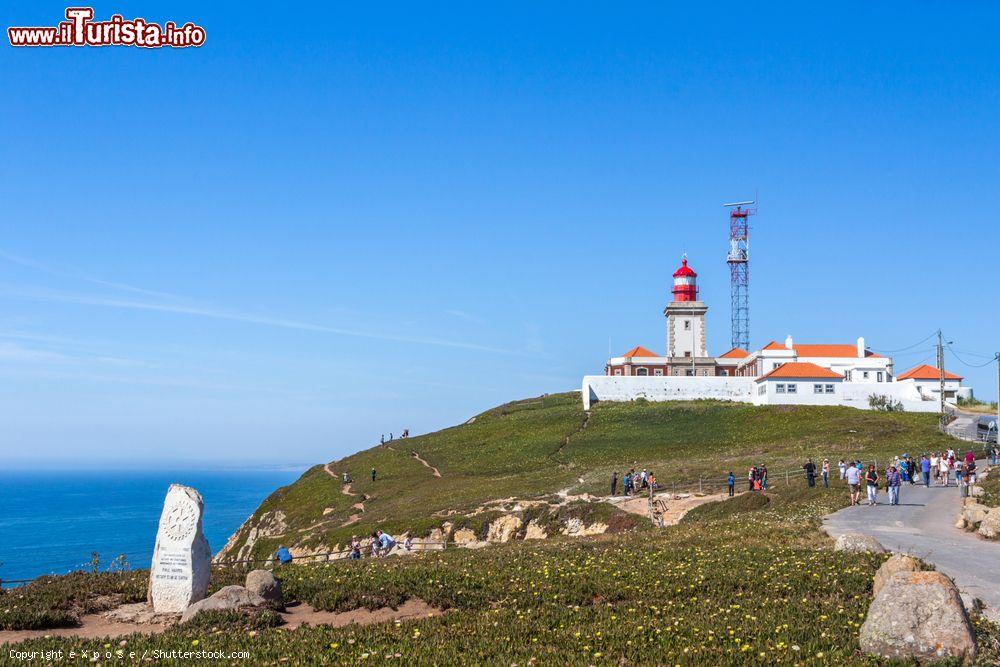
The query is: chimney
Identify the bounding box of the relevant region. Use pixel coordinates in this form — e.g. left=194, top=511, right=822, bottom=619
left=785, top=335, right=794, bottom=350
left=857, top=336, right=865, bottom=358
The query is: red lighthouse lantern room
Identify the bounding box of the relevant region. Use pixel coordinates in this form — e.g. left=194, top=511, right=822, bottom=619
left=671, top=256, right=698, bottom=302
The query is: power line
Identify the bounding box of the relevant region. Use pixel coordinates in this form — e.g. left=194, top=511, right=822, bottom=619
left=946, top=347, right=998, bottom=368
left=871, top=331, right=937, bottom=354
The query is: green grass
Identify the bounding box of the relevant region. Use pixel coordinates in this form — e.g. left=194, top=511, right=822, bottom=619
left=8, top=483, right=998, bottom=665
left=225, top=394, right=958, bottom=561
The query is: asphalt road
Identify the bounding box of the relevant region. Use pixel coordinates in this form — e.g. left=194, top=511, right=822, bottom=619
left=823, top=475, right=1000, bottom=621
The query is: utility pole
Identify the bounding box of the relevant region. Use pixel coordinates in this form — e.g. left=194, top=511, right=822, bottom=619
left=937, top=330, right=946, bottom=427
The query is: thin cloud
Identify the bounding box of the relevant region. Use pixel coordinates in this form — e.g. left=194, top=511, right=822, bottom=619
left=0, top=284, right=527, bottom=356
left=444, top=309, right=486, bottom=325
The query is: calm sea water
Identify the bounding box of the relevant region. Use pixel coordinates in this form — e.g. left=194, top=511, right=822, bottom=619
left=0, top=469, right=303, bottom=584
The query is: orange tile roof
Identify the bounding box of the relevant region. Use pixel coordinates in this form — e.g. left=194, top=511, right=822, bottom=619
left=756, top=362, right=843, bottom=381
left=718, top=347, right=750, bottom=359
left=761, top=341, right=881, bottom=358
left=622, top=345, right=659, bottom=358
left=897, top=364, right=963, bottom=381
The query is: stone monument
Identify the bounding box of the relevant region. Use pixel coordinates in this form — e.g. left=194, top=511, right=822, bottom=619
left=148, top=484, right=211, bottom=613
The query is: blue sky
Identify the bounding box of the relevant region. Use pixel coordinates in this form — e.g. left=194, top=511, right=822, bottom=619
left=1, top=2, right=997, bottom=468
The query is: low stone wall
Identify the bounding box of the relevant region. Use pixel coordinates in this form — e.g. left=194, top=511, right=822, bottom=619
left=582, top=375, right=754, bottom=410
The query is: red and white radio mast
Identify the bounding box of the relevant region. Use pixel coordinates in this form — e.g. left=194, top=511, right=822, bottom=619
left=724, top=199, right=756, bottom=351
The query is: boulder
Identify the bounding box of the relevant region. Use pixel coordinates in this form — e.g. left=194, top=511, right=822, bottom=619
left=977, top=508, right=1000, bottom=540
left=560, top=518, right=609, bottom=537
left=872, top=554, right=921, bottom=597
left=245, top=570, right=284, bottom=610
left=452, top=528, right=477, bottom=544
left=834, top=532, right=887, bottom=554
left=486, top=515, right=522, bottom=543
left=962, top=503, right=991, bottom=528
left=969, top=485, right=984, bottom=498
left=860, top=571, right=976, bottom=663
left=180, top=585, right=266, bottom=624
left=524, top=520, right=548, bottom=540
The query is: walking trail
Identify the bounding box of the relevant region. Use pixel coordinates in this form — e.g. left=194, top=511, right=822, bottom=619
left=823, top=477, right=1000, bottom=621
left=0, top=599, right=442, bottom=644
left=411, top=451, right=441, bottom=477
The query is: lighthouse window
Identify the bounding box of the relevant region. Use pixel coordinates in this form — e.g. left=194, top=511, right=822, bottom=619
left=684, top=320, right=691, bottom=330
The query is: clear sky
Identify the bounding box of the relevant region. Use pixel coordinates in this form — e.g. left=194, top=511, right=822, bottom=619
left=2, top=2, right=997, bottom=468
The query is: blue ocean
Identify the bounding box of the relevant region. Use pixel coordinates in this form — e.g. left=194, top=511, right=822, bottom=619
left=0, top=468, right=303, bottom=585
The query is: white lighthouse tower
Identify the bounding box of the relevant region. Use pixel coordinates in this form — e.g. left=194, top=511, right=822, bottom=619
left=664, top=256, right=711, bottom=375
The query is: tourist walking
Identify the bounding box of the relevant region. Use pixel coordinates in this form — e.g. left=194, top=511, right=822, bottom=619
left=930, top=452, right=939, bottom=483
left=865, top=465, right=879, bottom=506
left=938, top=455, right=950, bottom=486
left=845, top=462, right=861, bottom=506
left=623, top=471, right=633, bottom=495
left=803, top=458, right=816, bottom=487
left=727, top=471, right=735, bottom=497
left=886, top=466, right=901, bottom=506
left=821, top=458, right=830, bottom=488
left=920, top=455, right=931, bottom=487
left=611, top=471, right=618, bottom=496
left=838, top=459, right=847, bottom=480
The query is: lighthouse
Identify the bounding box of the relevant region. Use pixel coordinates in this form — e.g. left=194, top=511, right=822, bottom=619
left=664, top=255, right=710, bottom=373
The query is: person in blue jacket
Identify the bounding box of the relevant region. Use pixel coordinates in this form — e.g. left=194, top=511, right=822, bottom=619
left=727, top=471, right=735, bottom=497
left=275, top=545, right=292, bottom=565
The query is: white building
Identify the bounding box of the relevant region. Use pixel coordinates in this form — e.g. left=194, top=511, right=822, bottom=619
left=736, top=335, right=893, bottom=383
left=896, top=364, right=971, bottom=401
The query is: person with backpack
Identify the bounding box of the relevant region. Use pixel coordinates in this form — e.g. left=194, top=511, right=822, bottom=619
left=727, top=471, right=735, bottom=497
left=864, top=465, right=879, bottom=506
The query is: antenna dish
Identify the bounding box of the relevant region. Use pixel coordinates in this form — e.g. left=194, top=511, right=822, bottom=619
left=722, top=200, right=755, bottom=207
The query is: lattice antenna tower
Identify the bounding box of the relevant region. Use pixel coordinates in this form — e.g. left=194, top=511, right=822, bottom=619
left=723, top=199, right=756, bottom=351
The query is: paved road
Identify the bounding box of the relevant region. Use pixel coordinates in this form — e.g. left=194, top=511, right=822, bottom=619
left=823, top=477, right=1000, bottom=620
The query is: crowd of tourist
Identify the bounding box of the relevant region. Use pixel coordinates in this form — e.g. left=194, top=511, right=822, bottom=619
left=610, top=468, right=657, bottom=496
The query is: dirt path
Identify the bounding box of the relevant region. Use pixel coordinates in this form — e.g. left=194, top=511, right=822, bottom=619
left=610, top=491, right=732, bottom=526
left=550, top=410, right=591, bottom=464
left=411, top=451, right=441, bottom=477
left=341, top=483, right=356, bottom=496
left=1, top=599, right=443, bottom=645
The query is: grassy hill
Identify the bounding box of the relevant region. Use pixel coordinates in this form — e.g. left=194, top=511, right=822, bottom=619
left=220, top=393, right=958, bottom=561
left=7, top=394, right=998, bottom=665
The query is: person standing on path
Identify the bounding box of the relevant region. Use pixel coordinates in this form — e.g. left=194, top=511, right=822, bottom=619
left=920, top=455, right=931, bottom=487
left=803, top=458, right=817, bottom=487
left=611, top=471, right=618, bottom=496
left=845, top=463, right=861, bottom=506
left=727, top=471, right=735, bottom=497
left=821, top=458, right=830, bottom=488
left=865, top=465, right=879, bottom=506
left=887, top=466, right=901, bottom=506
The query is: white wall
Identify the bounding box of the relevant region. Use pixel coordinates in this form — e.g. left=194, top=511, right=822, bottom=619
left=582, top=375, right=753, bottom=410
left=581, top=375, right=941, bottom=413
left=751, top=380, right=842, bottom=406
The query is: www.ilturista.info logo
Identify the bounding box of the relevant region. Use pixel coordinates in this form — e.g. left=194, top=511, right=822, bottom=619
left=8, top=7, right=205, bottom=48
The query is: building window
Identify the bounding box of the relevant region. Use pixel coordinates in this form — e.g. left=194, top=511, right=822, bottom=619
left=776, top=384, right=786, bottom=394
left=685, top=369, right=695, bottom=377
left=825, top=384, right=835, bottom=394
left=636, top=368, right=648, bottom=376
left=772, top=363, right=780, bottom=370
left=877, top=372, right=883, bottom=382
left=758, top=385, right=766, bottom=396
left=862, top=371, right=869, bottom=380
left=845, top=370, right=852, bottom=381
left=787, top=383, right=797, bottom=394
left=720, top=369, right=729, bottom=376
left=654, top=369, right=663, bottom=376
left=814, top=384, right=823, bottom=394
left=684, top=320, right=691, bottom=330
left=614, top=369, right=622, bottom=376
left=684, top=351, right=691, bottom=358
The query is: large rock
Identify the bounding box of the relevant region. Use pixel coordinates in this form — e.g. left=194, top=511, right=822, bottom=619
left=245, top=570, right=284, bottom=610
left=860, top=571, right=976, bottom=663
left=560, top=518, right=609, bottom=537
left=486, top=515, right=522, bottom=543
left=834, top=532, right=887, bottom=554
left=180, top=585, right=266, bottom=624
left=978, top=508, right=1000, bottom=539
left=148, top=485, right=211, bottom=613
left=872, top=554, right=921, bottom=597
left=524, top=520, right=548, bottom=540
left=452, top=527, right=478, bottom=544
left=962, top=503, right=991, bottom=528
